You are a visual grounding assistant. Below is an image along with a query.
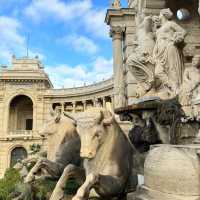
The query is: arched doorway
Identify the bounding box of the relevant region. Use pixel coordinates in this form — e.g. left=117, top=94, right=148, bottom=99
left=10, top=147, right=27, bottom=167
left=9, top=95, right=33, bottom=134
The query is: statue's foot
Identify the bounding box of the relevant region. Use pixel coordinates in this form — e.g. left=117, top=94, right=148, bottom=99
left=24, top=174, right=35, bottom=183
left=50, top=187, right=64, bottom=200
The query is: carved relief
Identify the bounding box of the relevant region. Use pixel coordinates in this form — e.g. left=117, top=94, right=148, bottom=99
left=127, top=8, right=187, bottom=100
left=127, top=14, right=155, bottom=98
left=179, top=55, right=200, bottom=120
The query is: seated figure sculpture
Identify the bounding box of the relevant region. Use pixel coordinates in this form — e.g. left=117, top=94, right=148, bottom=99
left=179, top=55, right=200, bottom=120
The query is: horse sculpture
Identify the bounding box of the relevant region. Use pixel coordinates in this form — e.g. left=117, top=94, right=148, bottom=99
left=24, top=110, right=81, bottom=186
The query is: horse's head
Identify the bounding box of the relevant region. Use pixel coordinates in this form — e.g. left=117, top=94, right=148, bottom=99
left=76, top=108, right=114, bottom=159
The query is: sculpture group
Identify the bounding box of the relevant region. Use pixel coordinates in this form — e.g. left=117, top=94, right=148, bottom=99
left=127, top=8, right=187, bottom=100
left=17, top=108, right=141, bottom=200
left=11, top=3, right=200, bottom=200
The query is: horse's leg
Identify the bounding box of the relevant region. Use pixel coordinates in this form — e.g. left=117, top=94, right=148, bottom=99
left=50, top=164, right=85, bottom=200
left=24, top=158, right=61, bottom=183
left=73, top=174, right=126, bottom=200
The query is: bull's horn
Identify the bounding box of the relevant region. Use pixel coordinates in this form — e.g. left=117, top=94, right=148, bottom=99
left=49, top=107, right=55, bottom=117
left=103, top=113, right=115, bottom=126
left=63, top=111, right=77, bottom=125
left=55, top=111, right=61, bottom=123
left=96, top=110, right=104, bottom=124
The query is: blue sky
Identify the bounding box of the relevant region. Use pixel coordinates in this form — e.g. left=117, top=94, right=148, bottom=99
left=0, top=0, right=128, bottom=88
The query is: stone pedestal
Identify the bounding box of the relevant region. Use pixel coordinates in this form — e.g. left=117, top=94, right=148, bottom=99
left=133, top=144, right=200, bottom=200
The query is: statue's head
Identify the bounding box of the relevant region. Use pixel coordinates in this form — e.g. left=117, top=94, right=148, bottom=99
left=76, top=108, right=114, bottom=159
left=192, top=55, right=200, bottom=68
left=160, top=8, right=173, bottom=21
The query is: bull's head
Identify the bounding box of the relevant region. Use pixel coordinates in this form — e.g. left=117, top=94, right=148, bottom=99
left=39, top=109, right=76, bottom=137
left=77, top=110, right=114, bottom=159
left=38, top=108, right=61, bottom=137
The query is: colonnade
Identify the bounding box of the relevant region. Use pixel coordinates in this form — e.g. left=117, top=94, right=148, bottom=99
left=52, top=96, right=113, bottom=113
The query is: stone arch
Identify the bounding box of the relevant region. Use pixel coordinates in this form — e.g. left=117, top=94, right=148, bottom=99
left=10, top=146, right=27, bottom=167
left=6, top=93, right=36, bottom=133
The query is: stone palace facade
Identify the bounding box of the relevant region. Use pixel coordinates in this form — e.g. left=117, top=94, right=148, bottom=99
left=0, top=56, right=115, bottom=177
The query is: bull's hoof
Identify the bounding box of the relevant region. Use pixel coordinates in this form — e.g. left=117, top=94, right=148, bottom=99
left=24, top=174, right=35, bottom=183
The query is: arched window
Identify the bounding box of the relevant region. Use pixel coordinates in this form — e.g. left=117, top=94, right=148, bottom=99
left=9, top=95, right=33, bottom=133
left=10, top=147, right=27, bottom=167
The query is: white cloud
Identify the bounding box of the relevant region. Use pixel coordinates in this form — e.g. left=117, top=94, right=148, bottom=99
left=45, top=57, right=113, bottom=88
left=25, top=0, right=92, bottom=23
left=0, top=16, right=45, bottom=64
left=83, top=9, right=109, bottom=39
left=0, top=16, right=24, bottom=62
left=59, top=34, right=99, bottom=55
left=24, top=0, right=109, bottom=39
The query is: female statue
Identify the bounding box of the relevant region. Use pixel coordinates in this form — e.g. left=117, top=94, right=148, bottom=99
left=153, top=8, right=187, bottom=99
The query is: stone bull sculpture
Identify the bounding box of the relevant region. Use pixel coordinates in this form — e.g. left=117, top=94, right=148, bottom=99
left=51, top=108, right=138, bottom=200
left=24, top=110, right=81, bottom=184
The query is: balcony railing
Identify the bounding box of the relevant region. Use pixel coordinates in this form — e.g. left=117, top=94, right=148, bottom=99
left=9, top=130, right=34, bottom=137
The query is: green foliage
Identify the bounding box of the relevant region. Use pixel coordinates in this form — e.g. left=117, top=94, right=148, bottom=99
left=0, top=168, right=21, bottom=200
left=29, top=144, right=41, bottom=155
left=33, top=179, right=56, bottom=200
left=0, top=168, right=80, bottom=200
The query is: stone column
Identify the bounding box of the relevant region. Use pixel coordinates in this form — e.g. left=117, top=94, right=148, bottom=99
left=111, top=95, right=114, bottom=110
left=198, top=0, right=200, bottom=15
left=83, top=101, right=86, bottom=111
left=62, top=102, right=65, bottom=113
left=72, top=102, right=75, bottom=113
left=110, top=26, right=126, bottom=109
left=103, top=97, right=106, bottom=108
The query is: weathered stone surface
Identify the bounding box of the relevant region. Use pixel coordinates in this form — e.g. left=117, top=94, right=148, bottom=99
left=134, top=145, right=200, bottom=200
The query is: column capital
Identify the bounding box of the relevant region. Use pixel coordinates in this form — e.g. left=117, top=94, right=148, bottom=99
left=110, top=26, right=125, bottom=40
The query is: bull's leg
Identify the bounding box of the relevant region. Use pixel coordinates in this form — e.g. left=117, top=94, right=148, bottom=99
left=72, top=173, right=99, bottom=200
left=50, top=164, right=85, bottom=200
left=73, top=174, right=125, bottom=200
left=24, top=158, right=61, bottom=183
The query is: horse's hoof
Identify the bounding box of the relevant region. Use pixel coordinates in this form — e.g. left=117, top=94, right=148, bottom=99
left=24, top=174, right=35, bottom=183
